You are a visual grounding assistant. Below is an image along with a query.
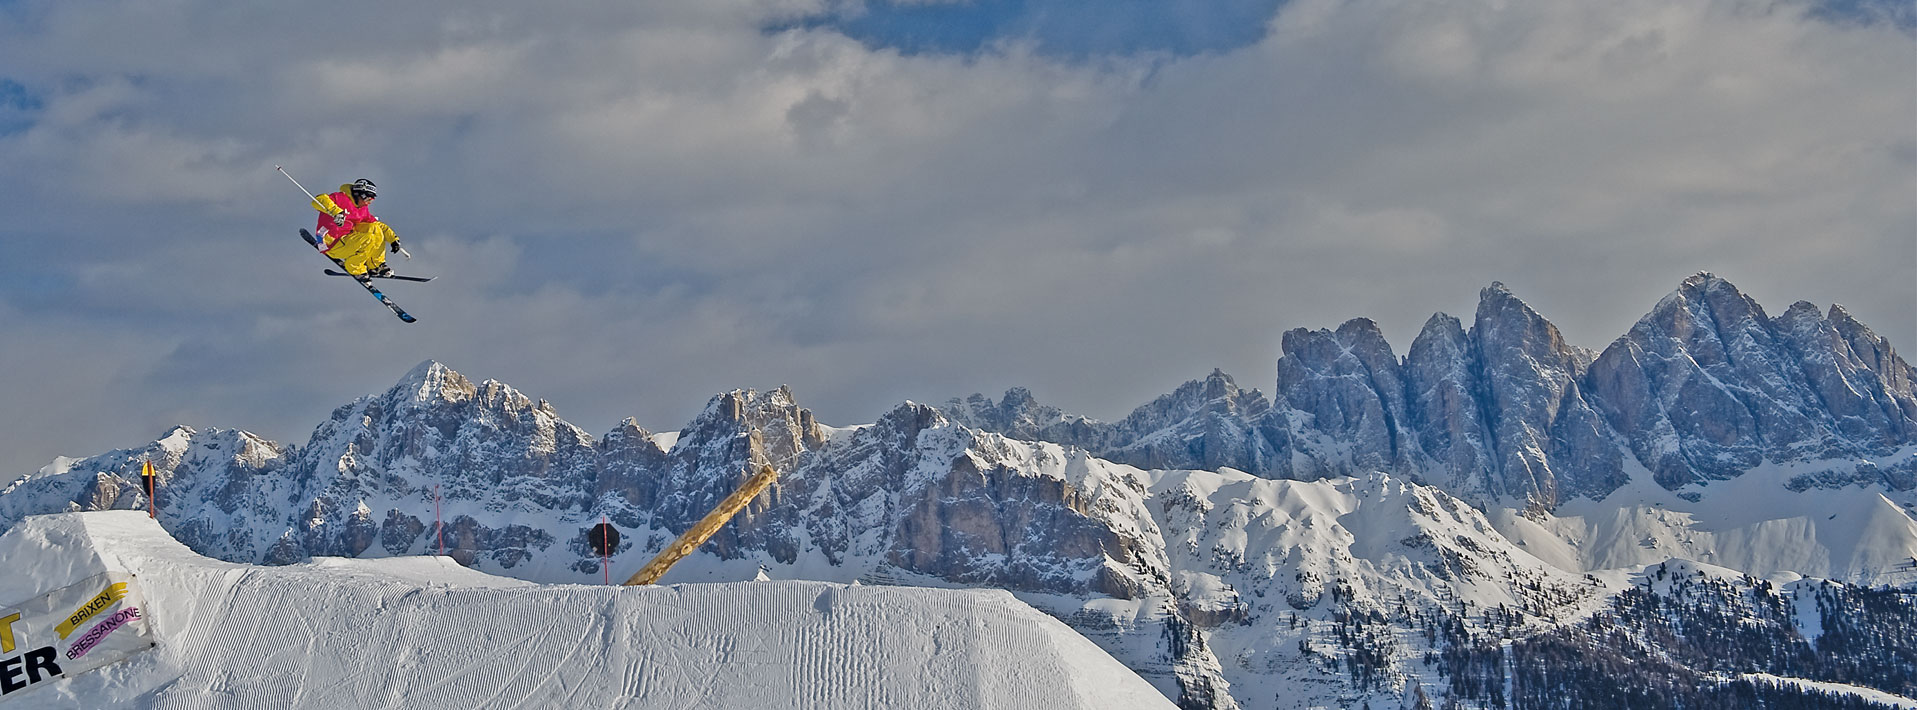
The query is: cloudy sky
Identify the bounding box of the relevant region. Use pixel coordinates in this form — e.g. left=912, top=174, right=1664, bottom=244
left=0, top=0, right=1911, bottom=475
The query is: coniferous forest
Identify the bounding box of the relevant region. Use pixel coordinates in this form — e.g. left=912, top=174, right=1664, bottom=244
left=1429, top=564, right=1916, bottom=709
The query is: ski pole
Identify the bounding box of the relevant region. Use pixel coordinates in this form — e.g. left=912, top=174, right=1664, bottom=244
left=275, top=165, right=322, bottom=205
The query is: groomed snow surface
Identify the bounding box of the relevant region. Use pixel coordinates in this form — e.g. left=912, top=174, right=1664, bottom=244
left=0, top=511, right=1175, bottom=709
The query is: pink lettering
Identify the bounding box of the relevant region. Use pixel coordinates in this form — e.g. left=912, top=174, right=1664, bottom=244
left=65, top=608, right=139, bottom=660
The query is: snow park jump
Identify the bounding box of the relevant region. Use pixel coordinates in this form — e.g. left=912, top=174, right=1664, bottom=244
left=0, top=512, right=1175, bottom=709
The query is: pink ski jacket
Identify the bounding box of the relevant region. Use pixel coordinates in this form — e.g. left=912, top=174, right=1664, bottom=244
left=312, top=185, right=379, bottom=238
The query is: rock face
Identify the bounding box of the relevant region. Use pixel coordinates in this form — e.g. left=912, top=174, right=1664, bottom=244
left=945, top=371, right=1286, bottom=477
left=950, top=273, right=1917, bottom=508
left=1587, top=274, right=1917, bottom=492
left=1274, top=318, right=1421, bottom=480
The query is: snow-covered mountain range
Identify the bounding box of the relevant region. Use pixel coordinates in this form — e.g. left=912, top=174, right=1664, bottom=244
left=4, top=272, right=1913, bottom=709
left=945, top=273, right=1916, bottom=510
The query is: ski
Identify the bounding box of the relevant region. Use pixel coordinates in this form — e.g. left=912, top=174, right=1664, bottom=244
left=324, top=269, right=436, bottom=282
left=300, top=229, right=417, bottom=323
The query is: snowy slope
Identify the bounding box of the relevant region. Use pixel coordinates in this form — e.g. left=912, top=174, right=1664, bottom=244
left=1733, top=674, right=1917, bottom=709
left=0, top=511, right=1175, bottom=710
left=1144, top=468, right=1614, bottom=708
left=1492, top=451, right=1917, bottom=586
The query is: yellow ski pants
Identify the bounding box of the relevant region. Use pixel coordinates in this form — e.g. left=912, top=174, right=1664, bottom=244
left=321, top=221, right=397, bottom=275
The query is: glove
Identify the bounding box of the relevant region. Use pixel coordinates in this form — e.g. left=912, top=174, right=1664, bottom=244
left=332, top=211, right=347, bottom=226
left=389, top=241, right=403, bottom=253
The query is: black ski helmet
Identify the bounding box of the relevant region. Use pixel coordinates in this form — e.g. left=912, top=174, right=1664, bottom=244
left=350, top=178, right=378, bottom=201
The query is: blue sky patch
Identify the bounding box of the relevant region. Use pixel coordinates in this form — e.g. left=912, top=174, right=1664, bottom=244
left=1811, top=0, right=1917, bottom=31
left=787, top=0, right=1917, bottom=58
left=0, top=79, right=41, bottom=136
left=782, top=0, right=1288, bottom=58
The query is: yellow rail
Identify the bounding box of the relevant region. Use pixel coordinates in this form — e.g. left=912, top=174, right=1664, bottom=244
left=623, top=464, right=780, bottom=586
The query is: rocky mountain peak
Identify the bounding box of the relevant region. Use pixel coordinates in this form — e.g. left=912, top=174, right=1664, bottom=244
left=1404, top=311, right=1493, bottom=497
left=934, top=275, right=1911, bottom=511
left=672, top=387, right=826, bottom=479
left=1200, top=368, right=1234, bottom=399
left=692, top=387, right=809, bottom=429
left=1134, top=370, right=1258, bottom=424
left=1473, top=280, right=1576, bottom=367
left=939, top=388, right=1095, bottom=450
left=854, top=401, right=953, bottom=456
left=599, top=418, right=666, bottom=462
left=1468, top=281, right=1597, bottom=504
left=1642, top=272, right=1771, bottom=343
left=1774, top=302, right=1917, bottom=449
left=1680, top=270, right=1730, bottom=291
left=1275, top=317, right=1417, bottom=478
left=1587, top=274, right=1916, bottom=491
left=1414, top=312, right=1468, bottom=349
left=1828, top=303, right=1917, bottom=401
left=1477, top=281, right=1519, bottom=312
left=1000, top=386, right=1038, bottom=411
left=389, top=360, right=477, bottom=407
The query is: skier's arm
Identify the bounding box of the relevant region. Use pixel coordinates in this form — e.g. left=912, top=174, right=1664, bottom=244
left=374, top=222, right=409, bottom=256
left=311, top=194, right=345, bottom=216
left=312, top=194, right=351, bottom=227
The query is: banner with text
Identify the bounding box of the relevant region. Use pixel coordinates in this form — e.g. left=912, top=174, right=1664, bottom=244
left=0, top=572, right=157, bottom=703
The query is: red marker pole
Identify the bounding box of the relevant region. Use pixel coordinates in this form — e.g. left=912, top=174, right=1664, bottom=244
left=602, top=514, right=611, bottom=585
left=435, top=484, right=444, bottom=556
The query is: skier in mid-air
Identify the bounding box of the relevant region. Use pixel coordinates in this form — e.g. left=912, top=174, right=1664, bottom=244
left=277, top=166, right=424, bottom=322
left=311, top=178, right=402, bottom=278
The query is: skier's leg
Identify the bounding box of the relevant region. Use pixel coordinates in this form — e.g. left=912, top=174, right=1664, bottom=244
left=365, top=223, right=394, bottom=274
left=339, top=248, right=377, bottom=276
left=330, top=225, right=380, bottom=275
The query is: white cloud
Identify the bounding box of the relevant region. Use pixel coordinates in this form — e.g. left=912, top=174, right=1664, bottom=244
left=0, top=0, right=1909, bottom=474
